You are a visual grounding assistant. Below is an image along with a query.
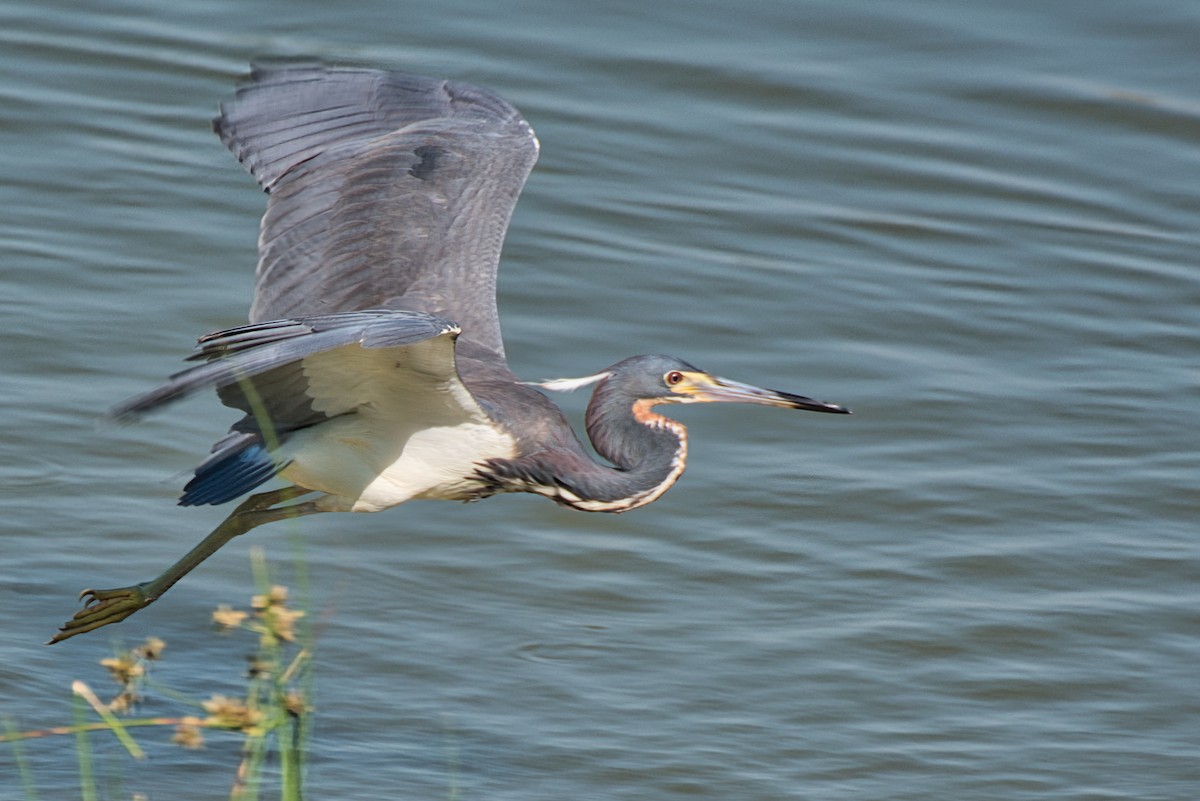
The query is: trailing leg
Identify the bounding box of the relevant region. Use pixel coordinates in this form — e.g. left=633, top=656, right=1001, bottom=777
left=49, top=487, right=322, bottom=644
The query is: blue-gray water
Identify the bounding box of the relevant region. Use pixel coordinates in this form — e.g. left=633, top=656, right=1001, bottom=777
left=2, top=1, right=1197, bottom=799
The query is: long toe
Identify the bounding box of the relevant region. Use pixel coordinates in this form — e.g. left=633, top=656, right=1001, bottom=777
left=48, top=585, right=151, bottom=644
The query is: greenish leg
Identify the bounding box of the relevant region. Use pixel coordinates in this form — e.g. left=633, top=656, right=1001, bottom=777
left=49, top=486, right=322, bottom=644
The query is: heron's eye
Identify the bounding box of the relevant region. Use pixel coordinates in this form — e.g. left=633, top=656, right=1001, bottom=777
left=664, top=371, right=685, bottom=386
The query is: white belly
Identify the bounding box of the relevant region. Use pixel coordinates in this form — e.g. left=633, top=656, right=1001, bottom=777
left=279, top=414, right=517, bottom=513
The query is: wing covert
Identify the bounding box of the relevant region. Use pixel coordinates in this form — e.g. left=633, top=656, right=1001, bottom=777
left=110, top=310, right=461, bottom=424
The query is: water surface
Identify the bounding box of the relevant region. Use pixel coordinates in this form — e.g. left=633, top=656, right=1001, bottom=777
left=2, top=1, right=1197, bottom=798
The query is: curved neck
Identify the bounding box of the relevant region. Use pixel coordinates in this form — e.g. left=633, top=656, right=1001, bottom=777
left=471, top=377, right=690, bottom=512
left=570, top=382, right=689, bottom=512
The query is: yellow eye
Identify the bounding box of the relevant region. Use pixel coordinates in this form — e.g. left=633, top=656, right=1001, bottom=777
left=665, top=370, right=684, bottom=386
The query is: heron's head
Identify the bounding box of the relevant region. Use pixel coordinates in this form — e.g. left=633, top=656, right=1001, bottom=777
left=534, top=354, right=850, bottom=414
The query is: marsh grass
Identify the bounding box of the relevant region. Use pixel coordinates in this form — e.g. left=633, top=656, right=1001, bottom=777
left=4, top=547, right=314, bottom=800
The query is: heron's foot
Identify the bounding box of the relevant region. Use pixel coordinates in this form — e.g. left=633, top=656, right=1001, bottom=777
left=48, top=584, right=154, bottom=644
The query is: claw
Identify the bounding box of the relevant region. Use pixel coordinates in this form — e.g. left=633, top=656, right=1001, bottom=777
left=48, top=584, right=153, bottom=644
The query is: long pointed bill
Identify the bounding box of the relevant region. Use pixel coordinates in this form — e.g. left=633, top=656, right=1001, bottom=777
left=683, top=373, right=851, bottom=414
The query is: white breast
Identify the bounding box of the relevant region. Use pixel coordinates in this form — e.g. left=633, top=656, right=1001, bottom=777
left=280, top=413, right=516, bottom=512
left=274, top=337, right=518, bottom=513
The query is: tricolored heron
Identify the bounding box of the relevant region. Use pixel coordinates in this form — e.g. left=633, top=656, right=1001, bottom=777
left=51, top=63, right=848, bottom=643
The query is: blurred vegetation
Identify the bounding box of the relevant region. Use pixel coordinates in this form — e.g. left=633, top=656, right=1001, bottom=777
left=3, top=547, right=313, bottom=801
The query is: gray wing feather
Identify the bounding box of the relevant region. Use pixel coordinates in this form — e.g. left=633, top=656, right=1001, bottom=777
left=110, top=310, right=459, bottom=424
left=214, top=63, right=539, bottom=361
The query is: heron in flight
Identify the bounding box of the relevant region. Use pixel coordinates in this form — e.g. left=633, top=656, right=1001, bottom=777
left=52, top=64, right=848, bottom=643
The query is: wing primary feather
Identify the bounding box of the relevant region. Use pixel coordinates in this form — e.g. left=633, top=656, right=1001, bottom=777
left=214, top=63, right=538, bottom=360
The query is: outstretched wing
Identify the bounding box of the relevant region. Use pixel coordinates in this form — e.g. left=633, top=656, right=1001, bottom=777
left=112, top=310, right=488, bottom=506
left=214, top=63, right=539, bottom=360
